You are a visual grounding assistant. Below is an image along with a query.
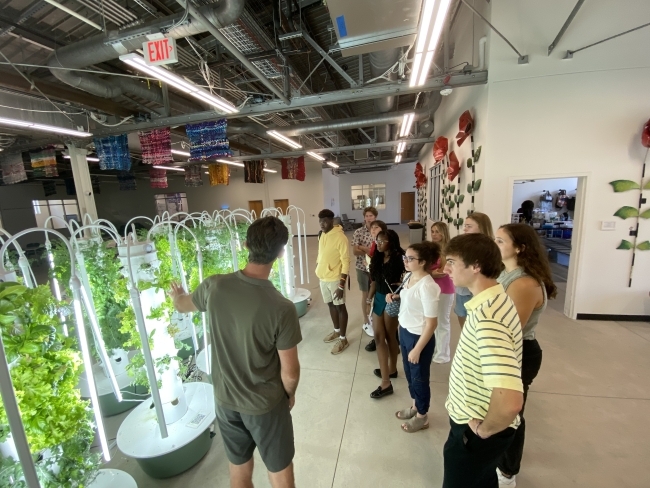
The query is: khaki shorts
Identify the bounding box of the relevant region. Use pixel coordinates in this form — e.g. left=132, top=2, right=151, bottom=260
left=320, top=280, right=346, bottom=305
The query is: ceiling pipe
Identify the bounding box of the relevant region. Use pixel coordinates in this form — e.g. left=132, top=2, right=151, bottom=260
left=368, top=48, right=400, bottom=142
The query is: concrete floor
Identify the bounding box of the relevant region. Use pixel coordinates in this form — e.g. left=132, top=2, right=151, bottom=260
left=102, top=226, right=650, bottom=487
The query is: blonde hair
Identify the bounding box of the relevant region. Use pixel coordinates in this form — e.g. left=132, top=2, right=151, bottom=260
left=466, top=212, right=494, bottom=239
left=431, top=221, right=450, bottom=248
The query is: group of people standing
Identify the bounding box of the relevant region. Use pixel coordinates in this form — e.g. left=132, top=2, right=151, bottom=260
left=316, top=207, right=556, bottom=488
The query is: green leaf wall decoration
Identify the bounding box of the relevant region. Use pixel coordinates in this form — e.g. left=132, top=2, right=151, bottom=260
left=467, top=158, right=473, bottom=168
left=640, top=208, right=650, bottom=219
left=449, top=201, right=456, bottom=209
left=637, top=241, right=650, bottom=250
left=458, top=218, right=464, bottom=226
left=474, top=146, right=482, bottom=162
left=609, top=180, right=640, bottom=192
left=459, top=194, right=465, bottom=203
left=643, top=179, right=650, bottom=189
left=617, top=240, right=634, bottom=250
left=474, top=179, right=482, bottom=192
left=613, top=206, right=639, bottom=219
left=450, top=184, right=456, bottom=193
left=467, top=183, right=473, bottom=193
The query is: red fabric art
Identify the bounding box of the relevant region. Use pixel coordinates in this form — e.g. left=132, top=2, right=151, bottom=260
left=414, top=162, right=427, bottom=189
left=433, top=136, right=448, bottom=163
left=281, top=156, right=306, bottom=181
left=149, top=168, right=168, bottom=188
left=447, top=151, right=460, bottom=181
left=642, top=119, right=650, bottom=148
left=456, top=110, right=474, bottom=146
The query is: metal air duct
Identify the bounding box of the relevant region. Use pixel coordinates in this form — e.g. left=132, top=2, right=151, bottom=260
left=368, top=48, right=400, bottom=142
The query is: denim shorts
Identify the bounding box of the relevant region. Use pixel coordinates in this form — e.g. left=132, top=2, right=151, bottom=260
left=454, top=293, right=472, bottom=317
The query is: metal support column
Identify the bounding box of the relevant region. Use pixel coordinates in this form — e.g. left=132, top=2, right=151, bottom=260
left=67, top=144, right=98, bottom=223
left=161, top=83, right=171, bottom=117
left=358, top=54, right=364, bottom=85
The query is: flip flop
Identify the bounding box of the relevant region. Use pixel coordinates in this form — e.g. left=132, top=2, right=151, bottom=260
left=401, top=415, right=429, bottom=433
left=395, top=407, right=417, bottom=420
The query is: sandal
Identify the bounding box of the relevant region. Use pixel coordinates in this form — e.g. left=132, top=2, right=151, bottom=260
left=395, top=407, right=416, bottom=420
left=401, top=415, right=429, bottom=433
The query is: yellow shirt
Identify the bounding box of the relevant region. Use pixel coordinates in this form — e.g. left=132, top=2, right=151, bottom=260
left=315, top=225, right=350, bottom=282
left=445, top=284, right=524, bottom=428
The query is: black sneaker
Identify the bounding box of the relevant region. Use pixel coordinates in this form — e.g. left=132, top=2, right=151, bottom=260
left=374, top=368, right=397, bottom=379
left=365, top=339, right=376, bottom=352
left=370, top=384, right=394, bottom=399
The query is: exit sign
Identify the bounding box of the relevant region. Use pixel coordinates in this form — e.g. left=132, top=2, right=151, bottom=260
left=143, top=37, right=178, bottom=66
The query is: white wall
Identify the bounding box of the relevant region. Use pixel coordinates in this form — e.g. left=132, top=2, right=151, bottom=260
left=321, top=168, right=340, bottom=217
left=335, top=162, right=417, bottom=224
left=511, top=178, right=578, bottom=214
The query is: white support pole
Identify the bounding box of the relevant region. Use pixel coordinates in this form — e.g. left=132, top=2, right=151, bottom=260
left=67, top=145, right=99, bottom=225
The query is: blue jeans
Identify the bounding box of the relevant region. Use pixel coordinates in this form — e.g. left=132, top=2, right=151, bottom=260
left=399, top=326, right=436, bottom=415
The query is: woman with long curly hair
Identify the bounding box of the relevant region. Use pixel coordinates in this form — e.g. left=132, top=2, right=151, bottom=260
left=429, top=222, right=454, bottom=363
left=367, top=229, right=405, bottom=399
left=494, top=223, right=557, bottom=486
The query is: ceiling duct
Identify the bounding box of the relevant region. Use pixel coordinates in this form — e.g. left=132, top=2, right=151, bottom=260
left=369, top=48, right=401, bottom=143
left=47, top=0, right=245, bottom=103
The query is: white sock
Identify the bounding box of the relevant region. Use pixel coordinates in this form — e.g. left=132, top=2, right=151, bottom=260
left=340, top=335, right=346, bottom=340
left=334, top=329, right=340, bottom=333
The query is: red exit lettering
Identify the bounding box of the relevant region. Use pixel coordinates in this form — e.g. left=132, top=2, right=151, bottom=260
left=147, top=39, right=172, bottom=62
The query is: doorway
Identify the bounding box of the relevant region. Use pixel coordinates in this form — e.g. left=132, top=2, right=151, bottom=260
left=274, top=199, right=289, bottom=214
left=508, top=175, right=586, bottom=319
left=400, top=192, right=415, bottom=223
left=248, top=200, right=264, bottom=217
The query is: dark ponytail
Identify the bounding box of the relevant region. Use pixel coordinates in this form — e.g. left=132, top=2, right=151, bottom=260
left=408, top=241, right=440, bottom=270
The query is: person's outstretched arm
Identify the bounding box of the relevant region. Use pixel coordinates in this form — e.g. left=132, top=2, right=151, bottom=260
left=278, top=346, right=300, bottom=409
left=169, top=282, right=198, bottom=313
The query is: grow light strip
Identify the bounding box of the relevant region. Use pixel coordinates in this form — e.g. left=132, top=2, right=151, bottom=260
left=306, top=151, right=325, bottom=161
left=0, top=116, right=92, bottom=137
left=267, top=130, right=303, bottom=149
left=410, top=0, right=452, bottom=88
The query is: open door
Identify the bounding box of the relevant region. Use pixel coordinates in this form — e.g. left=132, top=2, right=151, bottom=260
left=248, top=200, right=264, bottom=218
left=400, top=192, right=415, bottom=223
left=274, top=199, right=289, bottom=214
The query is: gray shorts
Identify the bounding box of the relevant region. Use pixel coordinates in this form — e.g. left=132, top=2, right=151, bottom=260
left=356, top=269, right=371, bottom=292
left=215, top=397, right=294, bottom=473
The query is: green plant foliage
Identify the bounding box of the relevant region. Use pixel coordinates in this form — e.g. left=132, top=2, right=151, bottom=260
left=637, top=241, right=650, bottom=251
left=616, top=240, right=634, bottom=250
left=473, top=179, right=482, bottom=192
left=613, top=206, right=639, bottom=219
left=474, top=146, right=482, bottom=162
left=466, top=158, right=473, bottom=168
left=447, top=216, right=453, bottom=223
left=457, top=218, right=464, bottom=227
left=449, top=201, right=456, bottom=209
left=609, top=180, right=640, bottom=192
left=467, top=183, right=473, bottom=194
left=458, top=194, right=465, bottom=204
left=640, top=208, right=650, bottom=219
left=450, top=185, right=456, bottom=193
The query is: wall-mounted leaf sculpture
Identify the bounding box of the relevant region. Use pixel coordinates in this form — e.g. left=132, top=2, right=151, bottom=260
left=637, top=241, right=650, bottom=250
left=467, top=158, right=473, bottom=168
left=644, top=180, right=650, bottom=190
left=474, top=179, right=482, bottom=192
left=617, top=240, right=634, bottom=250
left=614, top=206, right=639, bottom=219
left=640, top=208, right=650, bottom=219
left=467, top=183, right=473, bottom=193
left=458, top=194, right=465, bottom=204
left=474, top=146, right=482, bottom=162
left=457, top=217, right=464, bottom=227
left=609, top=180, right=640, bottom=192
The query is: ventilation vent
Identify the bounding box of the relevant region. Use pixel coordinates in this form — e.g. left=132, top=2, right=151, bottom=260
left=354, top=149, right=368, bottom=160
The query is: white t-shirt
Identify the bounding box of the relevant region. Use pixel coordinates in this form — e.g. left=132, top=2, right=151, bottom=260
left=398, top=274, right=440, bottom=335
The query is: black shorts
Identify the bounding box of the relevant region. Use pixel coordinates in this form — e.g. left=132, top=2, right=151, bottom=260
left=215, top=397, right=295, bottom=473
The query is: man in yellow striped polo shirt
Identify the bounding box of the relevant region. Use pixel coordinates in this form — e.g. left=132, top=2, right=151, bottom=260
left=442, top=233, right=524, bottom=488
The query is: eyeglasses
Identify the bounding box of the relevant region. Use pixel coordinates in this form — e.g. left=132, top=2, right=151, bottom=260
left=376, top=239, right=387, bottom=244
left=402, top=255, right=421, bottom=263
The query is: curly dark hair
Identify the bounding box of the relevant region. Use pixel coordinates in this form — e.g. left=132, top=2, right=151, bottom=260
left=370, top=229, right=405, bottom=287
left=500, top=224, right=558, bottom=299
left=408, top=241, right=441, bottom=269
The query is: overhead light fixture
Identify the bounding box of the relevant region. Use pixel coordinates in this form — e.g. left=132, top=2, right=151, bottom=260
left=399, top=113, right=415, bottom=137
left=63, top=155, right=100, bottom=162
left=267, top=130, right=302, bottom=149
left=264, top=168, right=277, bottom=173
left=410, top=0, right=452, bottom=88
left=395, top=155, right=402, bottom=163
left=119, top=54, right=238, bottom=114
left=397, top=141, right=406, bottom=154
left=306, top=151, right=325, bottom=161
left=153, top=165, right=185, bottom=172
left=171, top=149, right=191, bottom=157
left=326, top=161, right=339, bottom=168
left=0, top=116, right=92, bottom=137
left=279, top=30, right=303, bottom=41
left=216, top=159, right=245, bottom=168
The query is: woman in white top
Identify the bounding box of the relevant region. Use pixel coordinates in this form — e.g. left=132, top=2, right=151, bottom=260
left=388, top=241, right=440, bottom=433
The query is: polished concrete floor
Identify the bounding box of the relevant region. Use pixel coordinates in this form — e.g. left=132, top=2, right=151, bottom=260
left=102, top=226, right=650, bottom=487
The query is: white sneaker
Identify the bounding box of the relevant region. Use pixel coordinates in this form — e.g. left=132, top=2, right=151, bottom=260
left=497, top=468, right=516, bottom=487
left=362, top=322, right=374, bottom=337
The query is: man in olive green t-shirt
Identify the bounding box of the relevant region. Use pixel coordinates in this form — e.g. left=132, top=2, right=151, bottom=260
left=170, top=216, right=302, bottom=487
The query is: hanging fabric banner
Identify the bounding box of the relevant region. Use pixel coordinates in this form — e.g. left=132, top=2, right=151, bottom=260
left=149, top=168, right=168, bottom=188
left=0, top=153, right=27, bottom=185
left=94, top=134, right=131, bottom=171
left=139, top=127, right=172, bottom=166
left=184, top=164, right=203, bottom=187
left=281, top=156, right=305, bottom=181
left=186, top=119, right=232, bottom=161
left=117, top=171, right=136, bottom=191
left=208, top=164, right=230, bottom=186
left=30, top=147, right=58, bottom=178
left=42, top=180, right=57, bottom=197
left=244, top=160, right=265, bottom=183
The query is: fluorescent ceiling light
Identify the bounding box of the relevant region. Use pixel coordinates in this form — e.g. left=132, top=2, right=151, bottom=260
left=397, top=141, right=406, bottom=154
left=306, top=151, right=325, bottom=161
left=63, top=155, right=100, bottom=162
left=410, top=0, right=453, bottom=88
left=216, top=159, right=245, bottom=168
left=399, top=113, right=415, bottom=137
left=326, top=161, right=339, bottom=168
left=267, top=130, right=302, bottom=149
left=171, top=149, right=190, bottom=157
left=263, top=168, right=277, bottom=173
left=119, top=54, right=238, bottom=114
left=395, top=155, right=402, bottom=163
left=0, top=116, right=92, bottom=137
left=153, top=165, right=185, bottom=172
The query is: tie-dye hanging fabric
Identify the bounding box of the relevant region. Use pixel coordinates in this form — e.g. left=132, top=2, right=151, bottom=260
left=91, top=175, right=101, bottom=194
left=30, top=147, right=58, bottom=178
left=42, top=180, right=57, bottom=196
left=184, top=164, right=203, bottom=187
left=117, top=171, right=136, bottom=191
left=139, top=128, right=172, bottom=166
left=186, top=119, right=232, bottom=161
left=94, top=134, right=131, bottom=171
left=64, top=178, right=76, bottom=195
left=281, top=156, right=305, bottom=181
left=208, top=163, right=229, bottom=186
left=244, top=160, right=265, bottom=184
left=149, top=168, right=168, bottom=189
left=0, top=153, right=27, bottom=185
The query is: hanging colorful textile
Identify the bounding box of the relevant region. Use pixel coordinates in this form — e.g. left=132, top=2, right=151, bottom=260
left=244, top=160, right=265, bottom=184
left=94, top=134, right=131, bottom=171
left=281, top=156, right=305, bottom=181
left=117, top=171, right=136, bottom=191
left=91, top=175, right=101, bottom=194
left=30, top=147, right=58, bottom=178
left=208, top=163, right=229, bottom=186
left=149, top=167, right=168, bottom=189
left=138, top=127, right=172, bottom=166
left=186, top=119, right=232, bottom=161
left=0, top=153, right=27, bottom=185
left=42, top=180, right=57, bottom=197
left=184, top=164, right=203, bottom=187
left=64, top=178, right=76, bottom=195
